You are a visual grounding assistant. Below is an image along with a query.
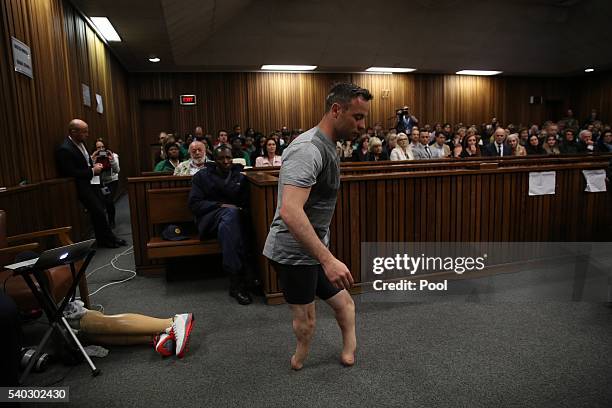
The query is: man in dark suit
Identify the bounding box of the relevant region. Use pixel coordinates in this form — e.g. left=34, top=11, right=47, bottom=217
left=484, top=127, right=512, bottom=157
left=56, top=119, right=126, bottom=248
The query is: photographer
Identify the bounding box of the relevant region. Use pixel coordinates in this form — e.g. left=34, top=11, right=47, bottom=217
left=395, top=105, right=419, bottom=134
left=91, top=138, right=120, bottom=229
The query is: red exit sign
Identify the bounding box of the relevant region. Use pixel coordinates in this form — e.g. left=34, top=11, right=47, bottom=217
left=179, top=94, right=196, bottom=105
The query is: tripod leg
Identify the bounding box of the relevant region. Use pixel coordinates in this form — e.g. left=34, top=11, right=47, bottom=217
left=60, top=317, right=100, bottom=376
left=19, top=326, right=55, bottom=384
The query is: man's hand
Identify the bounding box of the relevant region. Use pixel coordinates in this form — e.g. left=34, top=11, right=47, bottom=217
left=93, top=163, right=104, bottom=174
left=221, top=203, right=238, bottom=209
left=322, top=257, right=354, bottom=290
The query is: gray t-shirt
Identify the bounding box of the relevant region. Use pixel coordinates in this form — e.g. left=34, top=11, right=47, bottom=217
left=263, top=126, right=340, bottom=265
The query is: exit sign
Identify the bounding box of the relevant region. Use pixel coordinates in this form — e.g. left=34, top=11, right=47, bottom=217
left=180, top=94, right=196, bottom=105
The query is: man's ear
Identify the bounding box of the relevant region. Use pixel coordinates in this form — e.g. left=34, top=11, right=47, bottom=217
left=331, top=103, right=342, bottom=119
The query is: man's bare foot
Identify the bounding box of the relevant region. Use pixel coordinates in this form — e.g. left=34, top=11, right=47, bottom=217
left=341, top=350, right=355, bottom=366
left=291, top=354, right=304, bottom=370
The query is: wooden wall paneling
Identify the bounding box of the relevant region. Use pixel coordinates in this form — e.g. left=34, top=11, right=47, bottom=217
left=0, top=1, right=20, bottom=187
left=1, top=0, right=133, bottom=189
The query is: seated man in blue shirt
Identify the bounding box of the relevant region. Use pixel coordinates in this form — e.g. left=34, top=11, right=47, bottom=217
left=188, top=146, right=254, bottom=305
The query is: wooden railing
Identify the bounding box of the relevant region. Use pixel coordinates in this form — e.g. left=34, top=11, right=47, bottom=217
left=0, top=178, right=89, bottom=240
left=127, top=155, right=611, bottom=303
left=247, top=155, right=612, bottom=303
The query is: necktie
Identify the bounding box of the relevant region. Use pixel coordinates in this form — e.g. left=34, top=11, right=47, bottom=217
left=498, top=144, right=503, bottom=157
left=425, top=146, right=431, bottom=158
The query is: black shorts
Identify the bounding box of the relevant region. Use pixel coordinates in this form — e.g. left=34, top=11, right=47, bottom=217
left=271, top=261, right=341, bottom=305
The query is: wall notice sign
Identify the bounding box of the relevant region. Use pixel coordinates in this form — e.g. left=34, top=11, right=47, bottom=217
left=529, top=171, right=556, bottom=196
left=96, top=93, right=104, bottom=114
left=11, top=37, right=33, bottom=78
left=180, top=94, right=196, bottom=105
left=82, top=84, right=91, bottom=107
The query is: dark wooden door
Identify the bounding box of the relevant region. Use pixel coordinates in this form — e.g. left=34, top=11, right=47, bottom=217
left=140, top=101, right=172, bottom=172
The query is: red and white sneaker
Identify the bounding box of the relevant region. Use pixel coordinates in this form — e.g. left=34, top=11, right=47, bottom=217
left=172, top=313, right=194, bottom=358
left=153, top=329, right=175, bottom=357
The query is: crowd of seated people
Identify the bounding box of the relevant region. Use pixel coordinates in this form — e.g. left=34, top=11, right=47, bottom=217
left=152, top=108, right=611, bottom=178
left=334, top=108, right=611, bottom=163
left=153, top=125, right=305, bottom=174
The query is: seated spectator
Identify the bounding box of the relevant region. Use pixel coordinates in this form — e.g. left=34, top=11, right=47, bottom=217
left=250, top=134, right=267, bottom=165
left=174, top=141, right=208, bottom=176
left=484, top=128, right=511, bottom=156
left=390, top=133, right=414, bottom=161
left=430, top=131, right=451, bottom=158
left=409, top=127, right=420, bottom=150
left=255, top=137, right=282, bottom=167
left=231, top=137, right=251, bottom=166
left=598, top=130, right=612, bottom=152
left=560, top=109, right=580, bottom=132
left=154, top=131, right=168, bottom=165
left=352, top=135, right=370, bottom=161
left=413, top=130, right=435, bottom=160
left=366, top=137, right=389, bottom=161
left=188, top=146, right=255, bottom=305
left=526, top=134, right=546, bottom=155
left=384, top=133, right=398, bottom=156
left=154, top=142, right=182, bottom=172
left=244, top=135, right=255, bottom=155
left=543, top=135, right=561, bottom=155
left=560, top=129, right=580, bottom=154
left=451, top=144, right=463, bottom=158
left=507, top=134, right=527, bottom=156
left=442, top=123, right=452, bottom=139
left=245, top=127, right=256, bottom=139
left=91, top=138, right=120, bottom=228
left=339, top=140, right=354, bottom=162
left=577, top=129, right=599, bottom=153
left=213, top=130, right=229, bottom=149
left=461, top=134, right=481, bottom=157
left=518, top=128, right=530, bottom=146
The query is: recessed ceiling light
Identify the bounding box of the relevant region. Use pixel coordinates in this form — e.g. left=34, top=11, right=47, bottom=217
left=456, top=70, right=502, bottom=76
left=365, top=67, right=416, bottom=73
left=90, top=17, right=122, bottom=42
left=585, top=68, right=594, bottom=72
left=149, top=57, right=161, bottom=63
left=261, top=65, right=317, bottom=71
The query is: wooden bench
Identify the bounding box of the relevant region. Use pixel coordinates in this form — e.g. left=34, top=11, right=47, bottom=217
left=146, top=187, right=221, bottom=259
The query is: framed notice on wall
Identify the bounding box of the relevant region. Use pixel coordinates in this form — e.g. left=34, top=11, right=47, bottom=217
left=82, top=84, right=91, bottom=107
left=11, top=37, right=33, bottom=78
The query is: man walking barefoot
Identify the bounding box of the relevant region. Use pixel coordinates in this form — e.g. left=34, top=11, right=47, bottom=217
left=263, top=83, right=372, bottom=369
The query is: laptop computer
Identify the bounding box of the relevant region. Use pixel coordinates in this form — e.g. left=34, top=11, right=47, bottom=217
left=4, top=239, right=96, bottom=273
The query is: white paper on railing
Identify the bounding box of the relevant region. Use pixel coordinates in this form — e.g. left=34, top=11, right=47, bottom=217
left=582, top=169, right=607, bottom=192
left=529, top=171, right=556, bottom=196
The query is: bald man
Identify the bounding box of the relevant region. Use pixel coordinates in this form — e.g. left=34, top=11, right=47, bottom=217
left=56, top=119, right=126, bottom=248
left=174, top=141, right=208, bottom=176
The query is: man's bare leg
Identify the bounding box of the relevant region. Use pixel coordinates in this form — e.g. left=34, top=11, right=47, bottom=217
left=325, top=290, right=356, bottom=366
left=289, top=302, right=316, bottom=370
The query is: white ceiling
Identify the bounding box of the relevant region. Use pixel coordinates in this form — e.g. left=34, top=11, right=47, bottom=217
left=71, top=0, right=612, bottom=75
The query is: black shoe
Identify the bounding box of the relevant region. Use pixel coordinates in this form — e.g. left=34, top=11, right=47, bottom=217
left=229, top=288, right=252, bottom=305
left=114, top=238, right=128, bottom=246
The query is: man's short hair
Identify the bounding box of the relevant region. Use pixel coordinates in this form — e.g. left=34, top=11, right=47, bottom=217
left=213, top=145, right=231, bottom=158
left=435, top=131, right=446, bottom=138
left=325, top=83, right=373, bottom=112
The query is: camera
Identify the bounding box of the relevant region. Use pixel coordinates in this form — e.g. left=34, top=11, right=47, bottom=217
left=95, top=150, right=111, bottom=170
